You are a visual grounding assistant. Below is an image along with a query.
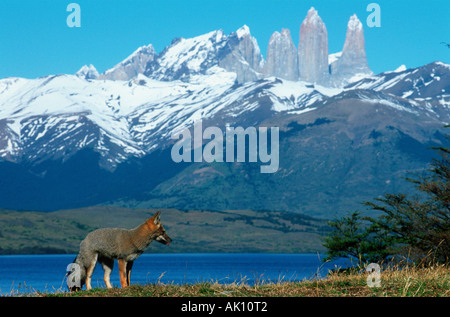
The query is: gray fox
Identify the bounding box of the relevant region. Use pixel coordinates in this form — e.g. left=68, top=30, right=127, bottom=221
left=67, top=211, right=171, bottom=291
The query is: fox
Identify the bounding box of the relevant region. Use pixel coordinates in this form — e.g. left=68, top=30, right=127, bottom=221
left=67, top=211, right=171, bottom=291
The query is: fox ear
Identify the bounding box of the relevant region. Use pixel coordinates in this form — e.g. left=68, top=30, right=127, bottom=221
left=151, top=211, right=161, bottom=226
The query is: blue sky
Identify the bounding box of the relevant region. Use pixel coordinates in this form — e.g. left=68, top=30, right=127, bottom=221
left=0, top=0, right=448, bottom=79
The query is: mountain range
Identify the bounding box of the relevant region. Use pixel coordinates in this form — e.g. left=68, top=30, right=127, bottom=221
left=78, top=7, right=372, bottom=87
left=0, top=8, right=448, bottom=218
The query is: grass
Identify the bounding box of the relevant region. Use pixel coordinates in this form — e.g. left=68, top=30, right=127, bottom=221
left=40, top=264, right=449, bottom=297
left=0, top=207, right=328, bottom=254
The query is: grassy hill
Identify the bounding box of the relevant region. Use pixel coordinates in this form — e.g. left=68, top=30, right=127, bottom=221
left=0, top=207, right=330, bottom=254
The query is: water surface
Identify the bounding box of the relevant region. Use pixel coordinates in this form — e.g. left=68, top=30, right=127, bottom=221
left=0, top=253, right=351, bottom=295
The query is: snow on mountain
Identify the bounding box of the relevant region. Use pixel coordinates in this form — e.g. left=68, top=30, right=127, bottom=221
left=344, top=62, right=450, bottom=122
left=392, top=65, right=407, bottom=73
left=266, top=78, right=342, bottom=111
left=328, top=52, right=342, bottom=65
left=2, top=59, right=448, bottom=171
left=1, top=68, right=341, bottom=168
left=346, top=62, right=449, bottom=100
left=236, top=25, right=251, bottom=38
left=146, top=30, right=228, bottom=82
left=143, top=25, right=264, bottom=84
left=75, top=64, right=99, bottom=80
left=0, top=75, right=150, bottom=166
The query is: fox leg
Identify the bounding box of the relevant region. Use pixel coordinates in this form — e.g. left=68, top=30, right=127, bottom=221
left=126, top=261, right=134, bottom=286
left=118, top=259, right=128, bottom=288
left=85, top=253, right=98, bottom=290
left=99, top=256, right=114, bottom=289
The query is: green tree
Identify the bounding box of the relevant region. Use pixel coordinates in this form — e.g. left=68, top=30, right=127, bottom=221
left=322, top=211, right=391, bottom=263
left=323, top=131, right=450, bottom=264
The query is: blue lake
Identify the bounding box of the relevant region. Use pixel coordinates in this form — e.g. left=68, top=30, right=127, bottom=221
left=0, top=253, right=351, bottom=295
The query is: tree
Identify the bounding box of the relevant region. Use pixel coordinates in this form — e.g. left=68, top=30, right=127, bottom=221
left=323, top=130, right=450, bottom=264
left=322, top=211, right=392, bottom=263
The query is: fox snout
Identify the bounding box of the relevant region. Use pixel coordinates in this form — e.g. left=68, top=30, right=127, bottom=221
left=156, top=232, right=172, bottom=245
left=69, top=285, right=82, bottom=292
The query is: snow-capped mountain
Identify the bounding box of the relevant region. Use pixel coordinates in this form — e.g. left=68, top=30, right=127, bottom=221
left=143, top=26, right=264, bottom=84
left=0, top=60, right=448, bottom=171
left=75, top=64, right=99, bottom=80
left=346, top=61, right=450, bottom=119
left=1, top=60, right=447, bottom=213
left=80, top=8, right=372, bottom=87
left=144, top=30, right=229, bottom=82
left=0, top=7, right=448, bottom=213
left=347, top=61, right=449, bottom=99
left=0, top=69, right=343, bottom=169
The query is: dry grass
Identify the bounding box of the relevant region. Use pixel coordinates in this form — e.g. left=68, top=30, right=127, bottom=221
left=45, top=264, right=450, bottom=297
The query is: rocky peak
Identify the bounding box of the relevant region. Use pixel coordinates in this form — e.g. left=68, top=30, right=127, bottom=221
left=304, top=7, right=322, bottom=25
left=263, top=28, right=298, bottom=81
left=99, top=44, right=156, bottom=81
left=218, top=25, right=264, bottom=83
left=91, top=9, right=376, bottom=87
left=233, top=25, right=264, bottom=72
left=298, top=7, right=330, bottom=85
left=331, top=14, right=372, bottom=86
left=347, top=14, right=363, bottom=31
left=341, top=15, right=366, bottom=59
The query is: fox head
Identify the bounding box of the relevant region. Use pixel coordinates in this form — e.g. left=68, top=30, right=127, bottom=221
left=147, top=211, right=172, bottom=245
